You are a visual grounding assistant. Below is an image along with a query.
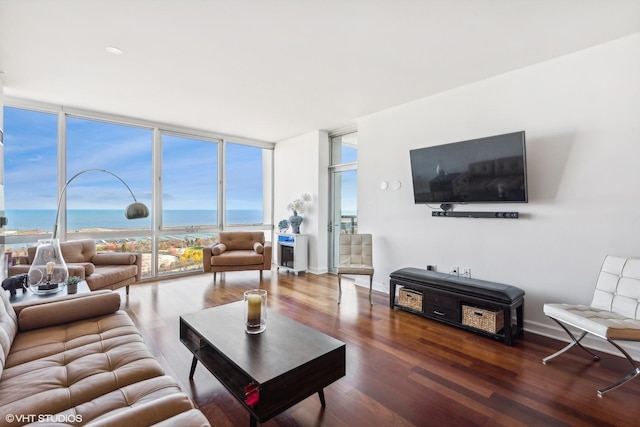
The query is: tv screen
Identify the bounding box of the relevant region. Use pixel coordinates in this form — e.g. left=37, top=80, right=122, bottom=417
left=410, top=131, right=527, bottom=204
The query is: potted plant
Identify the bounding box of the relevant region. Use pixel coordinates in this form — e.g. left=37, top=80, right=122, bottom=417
left=66, top=276, right=82, bottom=294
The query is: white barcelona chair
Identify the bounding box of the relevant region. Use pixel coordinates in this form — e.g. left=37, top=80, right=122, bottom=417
left=543, top=255, right=640, bottom=396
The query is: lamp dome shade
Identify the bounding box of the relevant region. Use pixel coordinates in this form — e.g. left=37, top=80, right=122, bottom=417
left=125, top=202, right=150, bottom=219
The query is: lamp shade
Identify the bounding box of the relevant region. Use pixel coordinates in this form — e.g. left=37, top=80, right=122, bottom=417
left=126, top=202, right=150, bottom=219
left=27, top=239, right=69, bottom=294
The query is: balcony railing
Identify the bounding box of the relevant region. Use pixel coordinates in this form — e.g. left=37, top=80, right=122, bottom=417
left=340, top=215, right=358, bottom=234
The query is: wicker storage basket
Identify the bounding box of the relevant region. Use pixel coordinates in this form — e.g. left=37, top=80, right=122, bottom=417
left=398, top=287, right=423, bottom=311
left=462, top=305, right=504, bottom=334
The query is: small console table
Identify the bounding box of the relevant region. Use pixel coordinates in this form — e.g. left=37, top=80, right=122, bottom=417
left=276, top=234, right=308, bottom=275
left=389, top=268, right=524, bottom=345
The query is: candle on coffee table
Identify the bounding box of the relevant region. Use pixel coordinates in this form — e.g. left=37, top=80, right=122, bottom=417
left=247, top=294, right=262, bottom=324
left=244, top=289, right=267, bottom=334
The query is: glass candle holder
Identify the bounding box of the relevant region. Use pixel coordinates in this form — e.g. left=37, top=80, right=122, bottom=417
left=244, top=289, right=267, bottom=334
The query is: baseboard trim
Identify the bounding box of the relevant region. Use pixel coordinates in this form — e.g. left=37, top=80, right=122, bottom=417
left=352, top=278, right=388, bottom=294
left=306, top=267, right=328, bottom=275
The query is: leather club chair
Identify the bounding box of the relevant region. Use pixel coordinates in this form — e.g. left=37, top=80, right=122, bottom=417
left=202, top=231, right=272, bottom=282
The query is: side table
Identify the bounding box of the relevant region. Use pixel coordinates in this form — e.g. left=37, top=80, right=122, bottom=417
left=8, top=280, right=91, bottom=308
left=276, top=234, right=308, bottom=274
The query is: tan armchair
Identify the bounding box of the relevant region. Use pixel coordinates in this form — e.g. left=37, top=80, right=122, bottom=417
left=202, top=231, right=272, bottom=282
left=8, top=239, right=141, bottom=294
left=337, top=234, right=374, bottom=304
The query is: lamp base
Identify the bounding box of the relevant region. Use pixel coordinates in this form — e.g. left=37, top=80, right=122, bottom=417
left=30, top=283, right=65, bottom=295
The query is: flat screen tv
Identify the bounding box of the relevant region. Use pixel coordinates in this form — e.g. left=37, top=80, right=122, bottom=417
left=410, top=131, right=527, bottom=204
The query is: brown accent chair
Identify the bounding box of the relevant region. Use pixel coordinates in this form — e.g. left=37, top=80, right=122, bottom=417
left=8, top=239, right=141, bottom=294
left=337, top=234, right=374, bottom=305
left=202, top=232, right=272, bottom=282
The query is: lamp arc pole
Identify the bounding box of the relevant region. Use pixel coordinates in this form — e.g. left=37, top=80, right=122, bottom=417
left=52, top=168, right=149, bottom=239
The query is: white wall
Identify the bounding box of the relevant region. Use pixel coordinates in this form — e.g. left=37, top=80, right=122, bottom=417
left=357, top=33, right=640, bottom=354
left=274, top=130, right=329, bottom=274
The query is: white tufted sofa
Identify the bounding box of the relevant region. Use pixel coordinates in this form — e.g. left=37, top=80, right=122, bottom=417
left=543, top=255, right=640, bottom=396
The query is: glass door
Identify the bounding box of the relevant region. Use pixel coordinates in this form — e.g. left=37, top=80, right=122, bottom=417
left=329, top=167, right=357, bottom=272
left=328, top=131, right=358, bottom=273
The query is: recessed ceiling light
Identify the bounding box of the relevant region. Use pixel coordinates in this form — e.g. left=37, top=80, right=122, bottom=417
left=106, top=46, right=124, bottom=55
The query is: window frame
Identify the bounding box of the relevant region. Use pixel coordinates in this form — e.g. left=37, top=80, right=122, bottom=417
left=2, top=98, right=275, bottom=279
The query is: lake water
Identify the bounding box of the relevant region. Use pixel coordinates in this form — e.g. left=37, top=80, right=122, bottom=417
left=4, top=209, right=264, bottom=231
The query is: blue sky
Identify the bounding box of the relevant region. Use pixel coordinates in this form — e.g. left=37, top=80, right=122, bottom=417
left=4, top=106, right=264, bottom=212
left=4, top=106, right=58, bottom=209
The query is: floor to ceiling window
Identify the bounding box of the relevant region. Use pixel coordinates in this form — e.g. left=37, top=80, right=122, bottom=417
left=65, top=116, right=153, bottom=234
left=225, top=142, right=271, bottom=227
left=3, top=107, right=59, bottom=261
left=64, top=116, right=153, bottom=276
left=159, top=133, right=219, bottom=274
left=2, top=103, right=274, bottom=279
left=4, top=107, right=58, bottom=225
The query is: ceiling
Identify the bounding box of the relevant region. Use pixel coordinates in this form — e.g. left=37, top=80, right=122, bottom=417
left=1, top=0, right=640, bottom=143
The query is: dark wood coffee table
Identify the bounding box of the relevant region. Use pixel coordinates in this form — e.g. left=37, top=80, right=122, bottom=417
left=180, top=301, right=346, bottom=427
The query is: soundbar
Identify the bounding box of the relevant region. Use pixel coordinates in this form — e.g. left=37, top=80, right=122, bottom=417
left=432, top=211, right=519, bottom=219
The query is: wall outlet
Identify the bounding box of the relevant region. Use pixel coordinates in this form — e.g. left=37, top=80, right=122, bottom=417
left=451, top=266, right=459, bottom=276
left=462, top=268, right=471, bottom=278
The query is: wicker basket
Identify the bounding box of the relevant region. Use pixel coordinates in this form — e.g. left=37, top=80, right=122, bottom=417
left=398, top=287, right=423, bottom=311
left=462, top=305, right=504, bottom=334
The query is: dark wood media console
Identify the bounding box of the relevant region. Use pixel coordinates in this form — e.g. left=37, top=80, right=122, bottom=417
left=389, top=268, right=525, bottom=345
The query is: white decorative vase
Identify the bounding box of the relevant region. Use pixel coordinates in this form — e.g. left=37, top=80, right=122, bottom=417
left=288, top=211, right=303, bottom=234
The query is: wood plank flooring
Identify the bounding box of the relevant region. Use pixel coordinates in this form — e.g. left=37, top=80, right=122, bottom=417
left=121, top=270, right=640, bottom=427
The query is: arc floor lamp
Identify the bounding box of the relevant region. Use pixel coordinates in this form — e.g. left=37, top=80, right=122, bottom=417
left=27, top=169, right=149, bottom=294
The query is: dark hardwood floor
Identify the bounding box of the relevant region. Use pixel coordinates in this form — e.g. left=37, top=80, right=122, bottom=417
left=121, top=270, right=640, bottom=427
